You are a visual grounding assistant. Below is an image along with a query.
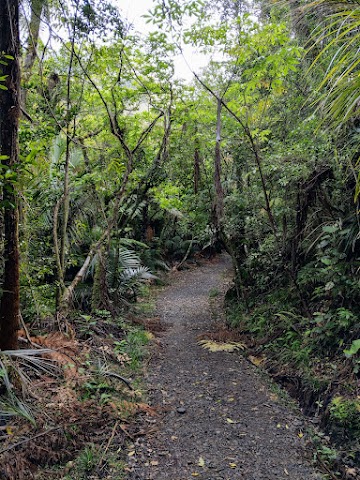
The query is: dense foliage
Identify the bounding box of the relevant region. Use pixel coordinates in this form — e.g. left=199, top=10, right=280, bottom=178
left=1, top=0, right=360, bottom=474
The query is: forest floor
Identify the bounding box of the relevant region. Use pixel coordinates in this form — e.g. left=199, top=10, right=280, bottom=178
left=127, top=254, right=322, bottom=480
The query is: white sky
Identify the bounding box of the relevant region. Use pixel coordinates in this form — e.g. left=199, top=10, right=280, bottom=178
left=117, top=0, right=211, bottom=81
left=118, top=0, right=153, bottom=32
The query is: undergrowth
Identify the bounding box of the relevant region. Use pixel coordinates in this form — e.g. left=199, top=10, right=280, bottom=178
left=226, top=285, right=360, bottom=476
left=0, top=306, right=159, bottom=480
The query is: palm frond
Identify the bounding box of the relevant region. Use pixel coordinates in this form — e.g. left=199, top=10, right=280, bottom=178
left=306, top=0, right=360, bottom=127
left=0, top=349, right=60, bottom=426
left=0, top=393, right=36, bottom=425
left=117, top=248, right=143, bottom=270
left=0, top=349, right=60, bottom=386
left=119, top=266, right=157, bottom=283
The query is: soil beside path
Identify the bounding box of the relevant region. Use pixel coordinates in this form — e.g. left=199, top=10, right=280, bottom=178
left=128, top=254, right=321, bottom=480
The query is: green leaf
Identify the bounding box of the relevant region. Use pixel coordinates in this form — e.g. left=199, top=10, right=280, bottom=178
left=323, top=225, right=339, bottom=233
left=0, top=84, right=8, bottom=90
left=320, top=257, right=332, bottom=266
left=344, top=339, right=360, bottom=358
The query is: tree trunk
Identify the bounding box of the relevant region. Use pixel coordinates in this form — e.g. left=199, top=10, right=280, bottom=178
left=0, top=0, right=21, bottom=350
left=91, top=247, right=113, bottom=313
left=22, top=0, right=45, bottom=109
left=57, top=5, right=78, bottom=310
left=213, top=97, right=224, bottom=231
left=23, top=0, right=45, bottom=74
left=194, top=136, right=201, bottom=194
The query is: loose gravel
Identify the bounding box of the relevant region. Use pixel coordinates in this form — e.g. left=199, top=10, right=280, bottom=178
left=127, top=254, right=321, bottom=480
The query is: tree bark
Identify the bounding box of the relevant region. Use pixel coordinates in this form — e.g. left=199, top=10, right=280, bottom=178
left=22, top=0, right=45, bottom=109
left=0, top=0, right=21, bottom=350
left=213, top=97, right=224, bottom=231
left=194, top=137, right=200, bottom=195
left=24, top=0, right=45, bottom=74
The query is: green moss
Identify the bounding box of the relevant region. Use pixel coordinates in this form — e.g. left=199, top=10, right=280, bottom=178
left=329, top=396, right=360, bottom=440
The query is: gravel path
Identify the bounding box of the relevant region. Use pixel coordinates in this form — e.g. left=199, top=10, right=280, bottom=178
left=128, top=254, right=321, bottom=480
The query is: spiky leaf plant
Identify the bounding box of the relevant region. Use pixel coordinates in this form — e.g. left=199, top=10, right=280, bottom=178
left=307, top=0, right=360, bottom=127
left=0, top=349, right=59, bottom=424
left=110, top=247, right=157, bottom=304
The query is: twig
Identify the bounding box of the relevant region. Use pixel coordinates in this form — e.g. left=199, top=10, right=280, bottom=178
left=0, top=426, right=62, bottom=455
left=317, top=457, right=339, bottom=480
left=119, top=423, right=135, bottom=440
left=104, top=371, right=133, bottom=390
left=18, top=312, right=36, bottom=346
left=98, top=421, right=119, bottom=467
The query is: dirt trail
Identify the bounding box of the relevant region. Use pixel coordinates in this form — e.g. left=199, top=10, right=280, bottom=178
left=128, top=255, right=321, bottom=480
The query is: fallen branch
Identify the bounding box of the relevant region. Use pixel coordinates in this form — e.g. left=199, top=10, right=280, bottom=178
left=0, top=426, right=62, bottom=455
left=175, top=235, right=194, bottom=270
left=104, top=371, right=133, bottom=390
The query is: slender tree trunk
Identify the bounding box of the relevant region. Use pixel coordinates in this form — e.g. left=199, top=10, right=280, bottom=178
left=22, top=0, right=45, bottom=109
left=59, top=110, right=171, bottom=314
left=193, top=74, right=278, bottom=237
left=248, top=134, right=277, bottom=236
left=0, top=0, right=21, bottom=350
left=24, top=0, right=45, bottom=74
left=91, top=247, right=113, bottom=313
left=213, top=97, right=224, bottom=231
left=60, top=134, right=71, bottom=283
left=57, top=5, right=78, bottom=309
left=194, top=136, right=200, bottom=194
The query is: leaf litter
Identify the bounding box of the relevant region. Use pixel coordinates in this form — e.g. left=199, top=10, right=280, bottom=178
left=0, top=314, right=160, bottom=479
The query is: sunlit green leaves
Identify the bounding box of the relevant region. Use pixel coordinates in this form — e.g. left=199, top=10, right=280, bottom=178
left=306, top=0, right=360, bottom=127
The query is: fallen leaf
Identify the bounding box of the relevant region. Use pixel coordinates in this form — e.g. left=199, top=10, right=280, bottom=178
left=191, top=473, right=200, bottom=477
left=150, top=460, right=159, bottom=466
left=298, top=431, right=304, bottom=438
left=248, top=355, right=265, bottom=366
left=229, top=463, right=237, bottom=468
left=284, top=468, right=289, bottom=475
left=226, top=418, right=235, bottom=424
left=198, top=340, right=245, bottom=352
left=145, top=331, right=154, bottom=340
left=346, top=467, right=358, bottom=477
left=128, top=451, right=135, bottom=457
left=198, top=457, right=205, bottom=467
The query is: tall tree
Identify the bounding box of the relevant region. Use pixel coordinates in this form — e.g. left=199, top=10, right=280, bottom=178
left=23, top=0, right=46, bottom=75
left=0, top=0, right=21, bottom=350
left=213, top=97, right=224, bottom=232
